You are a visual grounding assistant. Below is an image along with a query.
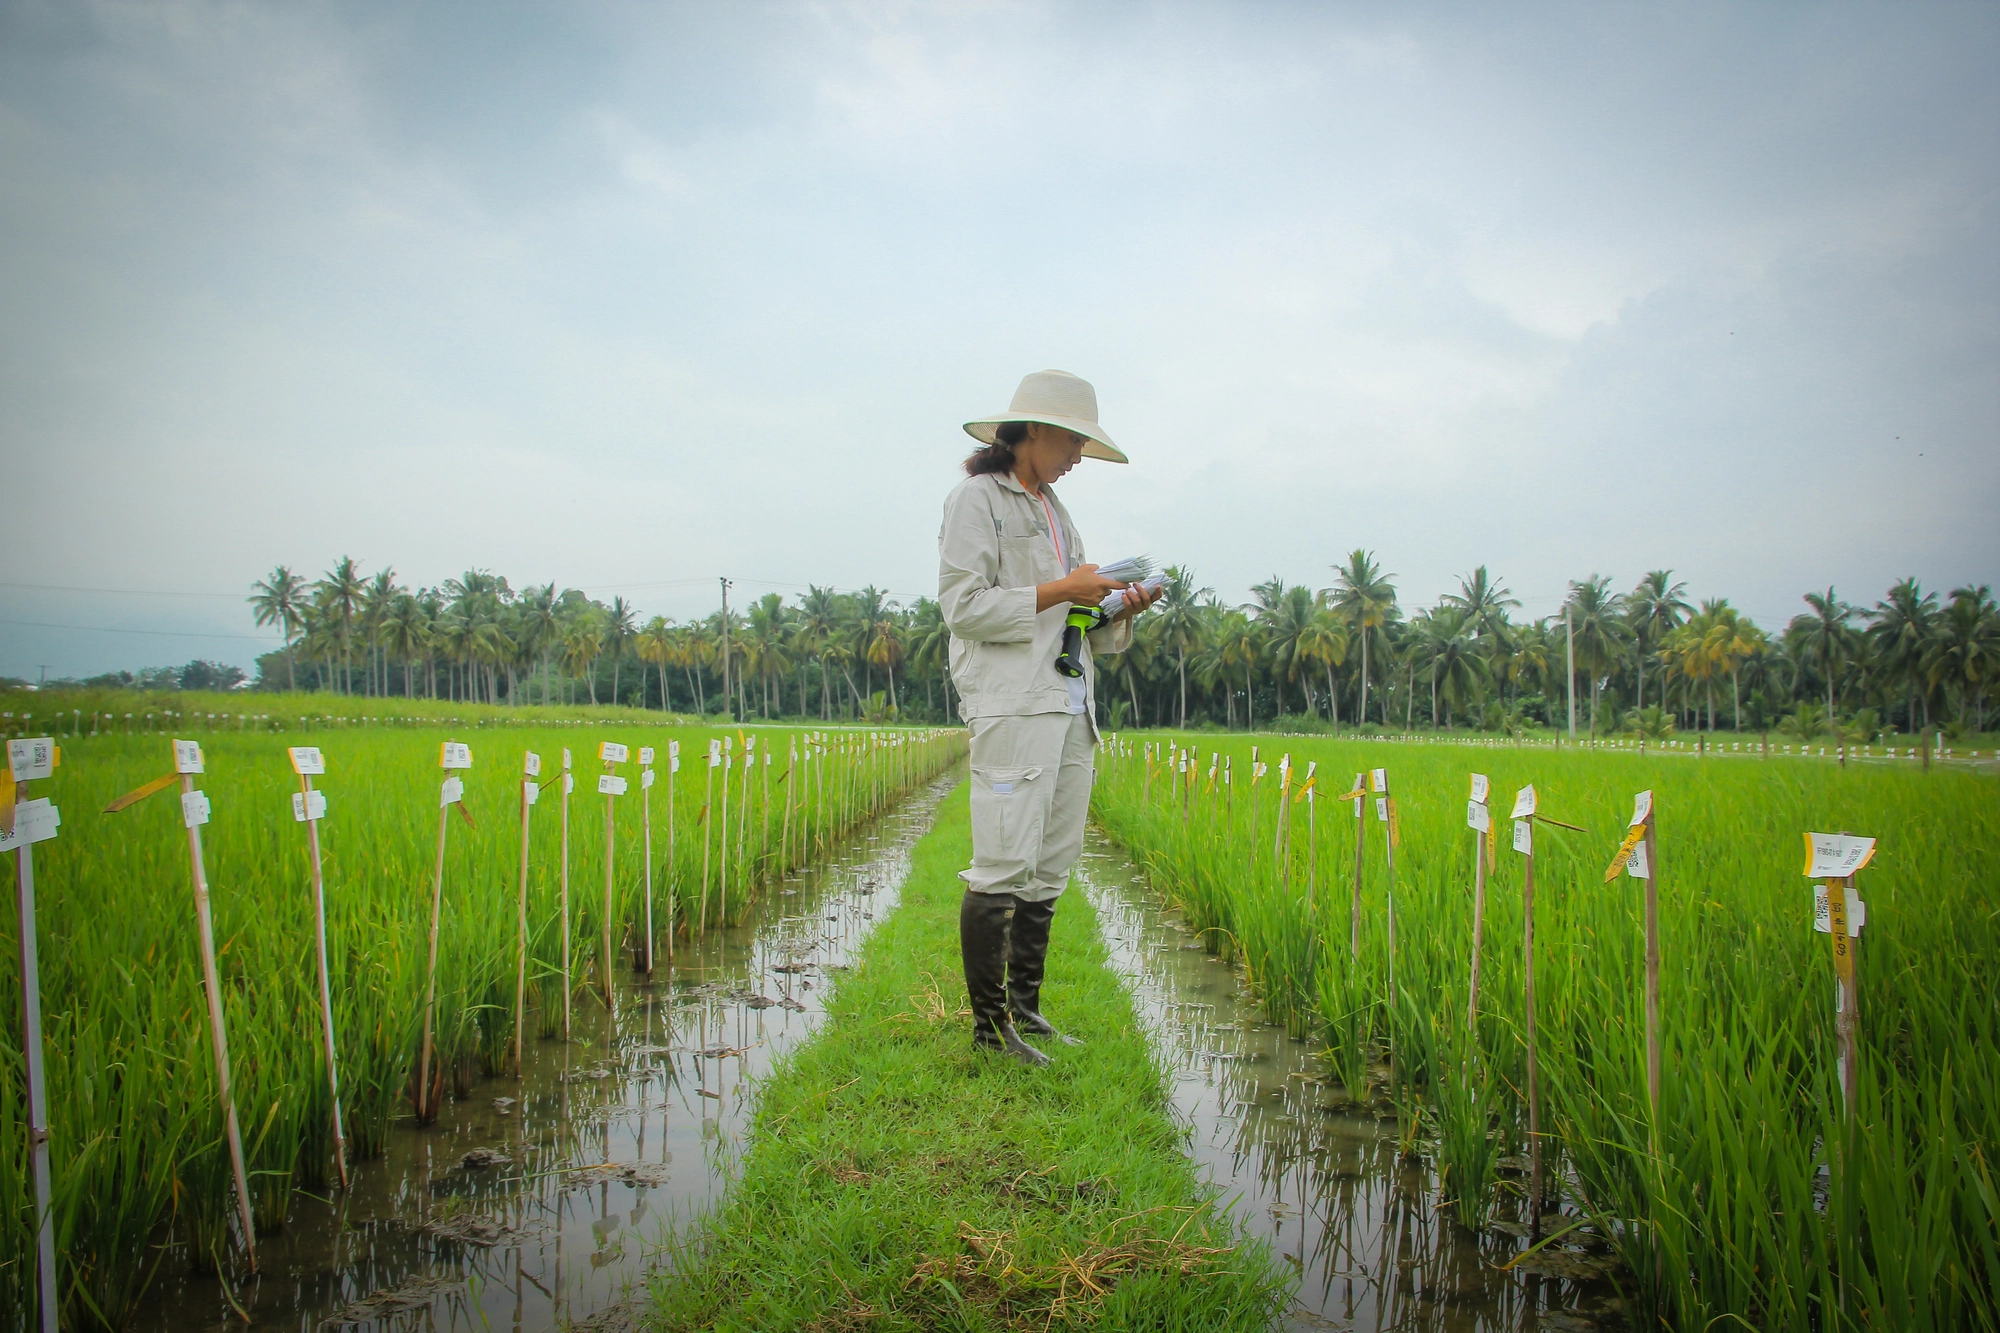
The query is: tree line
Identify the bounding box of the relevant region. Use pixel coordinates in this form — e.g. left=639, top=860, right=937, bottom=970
left=243, top=554, right=1999, bottom=738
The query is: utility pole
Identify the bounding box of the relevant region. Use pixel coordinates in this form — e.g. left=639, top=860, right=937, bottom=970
left=720, top=572, right=736, bottom=716
left=1565, top=606, right=1576, bottom=742
left=36, top=666, right=48, bottom=687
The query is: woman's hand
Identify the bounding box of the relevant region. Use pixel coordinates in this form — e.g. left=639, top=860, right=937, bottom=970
left=1110, top=579, right=1162, bottom=622
left=1035, top=564, right=1123, bottom=614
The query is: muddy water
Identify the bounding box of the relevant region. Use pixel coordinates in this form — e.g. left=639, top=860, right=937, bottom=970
left=1077, top=836, right=1631, bottom=1333
left=131, top=774, right=956, bottom=1333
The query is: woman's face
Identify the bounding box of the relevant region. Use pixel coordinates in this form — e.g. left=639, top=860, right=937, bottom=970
left=1014, top=422, right=1088, bottom=488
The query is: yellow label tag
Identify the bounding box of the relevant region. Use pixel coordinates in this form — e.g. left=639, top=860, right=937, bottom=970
left=0, top=768, right=14, bottom=834
left=1388, top=797, right=1401, bottom=848
left=1604, top=825, right=1647, bottom=882
left=104, top=770, right=181, bottom=814
left=1826, top=876, right=1855, bottom=984
left=1292, top=777, right=1316, bottom=804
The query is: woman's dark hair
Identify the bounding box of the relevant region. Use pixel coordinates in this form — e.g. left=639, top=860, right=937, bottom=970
left=964, top=420, right=1030, bottom=476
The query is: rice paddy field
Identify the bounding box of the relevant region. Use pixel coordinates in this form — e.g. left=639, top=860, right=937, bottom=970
left=1090, top=733, right=1999, bottom=1332
left=0, top=718, right=964, bottom=1330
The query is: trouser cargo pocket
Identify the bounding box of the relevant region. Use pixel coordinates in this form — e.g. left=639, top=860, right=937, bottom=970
left=970, top=764, right=1047, bottom=886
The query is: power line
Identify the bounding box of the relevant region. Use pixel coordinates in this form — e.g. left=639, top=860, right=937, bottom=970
left=0, top=582, right=244, bottom=598
left=0, top=619, right=283, bottom=642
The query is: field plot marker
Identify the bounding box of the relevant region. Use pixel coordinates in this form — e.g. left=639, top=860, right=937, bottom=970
left=666, top=741, right=679, bottom=959
left=419, top=740, right=475, bottom=1123
left=105, top=738, right=257, bottom=1267
left=1603, top=789, right=1661, bottom=1140
left=700, top=739, right=719, bottom=930
left=1509, top=782, right=1586, bottom=1240
left=5, top=736, right=62, bottom=1330
left=287, top=745, right=347, bottom=1189
left=639, top=745, right=656, bottom=975
left=1340, top=771, right=1366, bottom=957
left=1805, top=831, right=1876, bottom=1113
left=1293, top=762, right=1318, bottom=912
left=514, top=749, right=544, bottom=1077
left=598, top=741, right=629, bottom=1008
left=1465, top=774, right=1491, bottom=1034
left=560, top=747, right=574, bottom=1040
left=1372, top=769, right=1399, bottom=1057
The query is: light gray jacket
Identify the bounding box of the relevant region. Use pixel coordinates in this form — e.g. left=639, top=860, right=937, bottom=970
left=937, top=471, right=1133, bottom=732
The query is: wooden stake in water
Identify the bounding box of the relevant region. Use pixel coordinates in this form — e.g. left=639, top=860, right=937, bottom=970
left=1805, top=831, right=1877, bottom=1115
left=1344, top=771, right=1366, bottom=958
left=699, top=738, right=719, bottom=931
left=597, top=741, right=629, bottom=1007
left=1465, top=774, right=1491, bottom=1034
left=1372, top=769, right=1397, bottom=1040
left=6, top=736, right=62, bottom=1331
left=639, top=746, right=656, bottom=975
left=287, top=746, right=347, bottom=1189
left=1293, top=762, right=1318, bottom=912
left=419, top=740, right=474, bottom=1124
left=1604, top=789, right=1660, bottom=1145
left=666, top=740, right=680, bottom=959
left=1509, top=783, right=1586, bottom=1241
left=560, top=748, right=574, bottom=1040
left=720, top=738, right=734, bottom=926
left=514, top=750, right=544, bottom=1077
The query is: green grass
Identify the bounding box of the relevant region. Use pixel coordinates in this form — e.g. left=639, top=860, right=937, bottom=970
left=1091, top=731, right=2000, bottom=1333
left=649, top=783, right=1286, bottom=1332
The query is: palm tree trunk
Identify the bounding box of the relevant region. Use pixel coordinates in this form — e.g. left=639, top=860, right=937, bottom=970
left=1360, top=632, right=1370, bottom=726
left=1326, top=664, right=1339, bottom=731
left=1178, top=647, right=1187, bottom=728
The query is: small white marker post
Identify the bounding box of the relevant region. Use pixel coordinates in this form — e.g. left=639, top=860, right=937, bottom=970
left=5, top=736, right=62, bottom=1332
left=1343, top=771, right=1367, bottom=958
left=514, top=750, right=543, bottom=1077
left=419, top=739, right=474, bottom=1123
left=1806, top=831, right=1876, bottom=1114
left=1508, top=782, right=1586, bottom=1241
left=1465, top=774, right=1491, bottom=1034
left=1293, top=761, right=1318, bottom=913
left=287, top=745, right=347, bottom=1189
left=666, top=741, right=680, bottom=960
left=560, top=748, right=574, bottom=1040
left=639, top=746, right=656, bottom=975
left=1372, top=768, right=1397, bottom=1056
left=700, top=738, right=720, bottom=931
left=1604, top=790, right=1661, bottom=1146
left=598, top=741, right=629, bottom=1008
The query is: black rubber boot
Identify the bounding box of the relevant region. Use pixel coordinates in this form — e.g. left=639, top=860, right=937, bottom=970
left=1008, top=895, right=1082, bottom=1046
left=960, top=890, right=1050, bottom=1068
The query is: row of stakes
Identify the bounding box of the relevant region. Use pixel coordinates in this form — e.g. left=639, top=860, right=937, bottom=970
left=1123, top=740, right=1875, bottom=1242
left=2, top=725, right=919, bottom=1326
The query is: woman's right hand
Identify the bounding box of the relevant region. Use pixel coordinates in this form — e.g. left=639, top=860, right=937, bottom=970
left=1035, top=564, right=1124, bottom=614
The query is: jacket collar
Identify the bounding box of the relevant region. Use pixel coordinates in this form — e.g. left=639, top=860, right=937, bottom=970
left=993, top=471, right=1055, bottom=504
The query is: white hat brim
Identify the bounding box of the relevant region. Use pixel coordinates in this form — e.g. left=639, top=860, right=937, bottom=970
left=962, top=413, right=1128, bottom=464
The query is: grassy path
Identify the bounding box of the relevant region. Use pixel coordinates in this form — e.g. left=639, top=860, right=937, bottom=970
left=648, top=783, right=1284, bottom=1331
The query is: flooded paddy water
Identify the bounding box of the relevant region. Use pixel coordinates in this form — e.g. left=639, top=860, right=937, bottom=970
left=129, top=774, right=956, bottom=1333
left=1079, top=836, right=1631, bottom=1333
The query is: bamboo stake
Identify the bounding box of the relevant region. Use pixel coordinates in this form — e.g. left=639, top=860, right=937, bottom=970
left=1642, top=807, right=1661, bottom=1139
left=7, top=736, right=60, bottom=1330
left=560, top=747, right=573, bottom=1041
left=699, top=739, right=717, bottom=932
left=289, top=746, right=347, bottom=1189
left=666, top=741, right=678, bottom=960
left=1466, top=775, right=1491, bottom=1034
left=640, top=746, right=655, bottom=975
left=1521, top=821, right=1542, bottom=1239
left=599, top=742, right=625, bottom=1009
left=176, top=741, right=258, bottom=1266
left=419, top=740, right=472, bottom=1124
left=1348, top=771, right=1365, bottom=958
left=514, top=750, right=541, bottom=1077
left=720, top=742, right=733, bottom=926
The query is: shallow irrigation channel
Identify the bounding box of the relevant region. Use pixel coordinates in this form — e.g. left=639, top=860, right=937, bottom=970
left=1078, top=836, right=1631, bottom=1333
left=130, top=773, right=958, bottom=1333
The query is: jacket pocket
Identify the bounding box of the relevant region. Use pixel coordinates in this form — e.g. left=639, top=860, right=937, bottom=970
left=969, top=764, right=1047, bottom=868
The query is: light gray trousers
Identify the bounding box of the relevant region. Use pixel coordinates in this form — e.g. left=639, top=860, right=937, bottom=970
left=960, top=710, right=1095, bottom=904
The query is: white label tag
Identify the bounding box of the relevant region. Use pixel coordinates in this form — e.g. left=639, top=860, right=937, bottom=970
left=1469, top=773, right=1489, bottom=804
left=669, top=741, right=680, bottom=758
left=1375, top=796, right=1389, bottom=823
left=1467, top=800, right=1490, bottom=833
left=1804, top=832, right=1876, bottom=879
left=709, top=740, right=722, bottom=767
left=1510, top=785, right=1537, bottom=819
left=639, top=746, right=655, bottom=766
left=670, top=756, right=680, bottom=773
left=562, top=748, right=572, bottom=771
left=7, top=738, right=56, bottom=782
left=524, top=751, right=542, bottom=777
left=642, top=769, right=656, bottom=789
left=524, top=779, right=541, bottom=807
left=1625, top=838, right=1648, bottom=879
left=562, top=773, right=574, bottom=794
left=1370, top=768, right=1388, bottom=794
left=1513, top=819, right=1533, bottom=855
left=600, top=741, right=629, bottom=764
left=292, top=789, right=327, bottom=822
left=1630, top=790, right=1652, bottom=827
left=173, top=739, right=204, bottom=775
left=0, top=798, right=60, bottom=848
left=182, top=790, right=212, bottom=828
left=441, top=776, right=464, bottom=807
left=440, top=742, right=472, bottom=771
left=1813, top=883, right=1866, bottom=936
left=599, top=774, right=628, bottom=796
left=288, top=746, right=325, bottom=776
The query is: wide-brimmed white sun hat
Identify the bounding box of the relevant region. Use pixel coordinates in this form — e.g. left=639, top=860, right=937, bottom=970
left=963, top=369, right=1128, bottom=464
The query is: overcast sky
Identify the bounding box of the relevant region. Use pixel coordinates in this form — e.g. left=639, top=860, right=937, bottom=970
left=2, top=1, right=1994, bottom=680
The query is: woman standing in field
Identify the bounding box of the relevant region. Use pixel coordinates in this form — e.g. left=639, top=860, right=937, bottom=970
left=937, top=369, right=1159, bottom=1066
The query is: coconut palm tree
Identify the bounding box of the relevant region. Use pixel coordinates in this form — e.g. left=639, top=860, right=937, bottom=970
left=605, top=596, right=637, bottom=706
left=380, top=594, right=430, bottom=699
left=317, top=556, right=367, bottom=694
left=248, top=565, right=308, bottom=691
left=1152, top=566, right=1212, bottom=728
left=1295, top=608, right=1349, bottom=727
left=1331, top=550, right=1397, bottom=727
left=1442, top=566, right=1519, bottom=651
left=1788, top=588, right=1859, bottom=720
left=637, top=616, right=673, bottom=711
left=1869, top=578, right=1939, bottom=732
left=1563, top=575, right=1630, bottom=736
left=1626, top=570, right=1691, bottom=712
left=1928, top=585, right=2000, bottom=733
left=563, top=613, right=604, bottom=706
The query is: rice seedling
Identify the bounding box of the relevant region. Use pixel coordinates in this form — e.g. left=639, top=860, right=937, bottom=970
left=1090, top=731, right=1999, bottom=1331
left=0, top=722, right=963, bottom=1331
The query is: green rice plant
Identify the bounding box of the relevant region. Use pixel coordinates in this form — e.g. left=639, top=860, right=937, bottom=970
left=0, top=722, right=964, bottom=1331
left=1089, top=731, right=2000, bottom=1331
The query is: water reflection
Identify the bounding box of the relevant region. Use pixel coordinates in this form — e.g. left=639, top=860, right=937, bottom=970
left=1078, top=839, right=1630, bottom=1333
left=131, top=775, right=956, bottom=1333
